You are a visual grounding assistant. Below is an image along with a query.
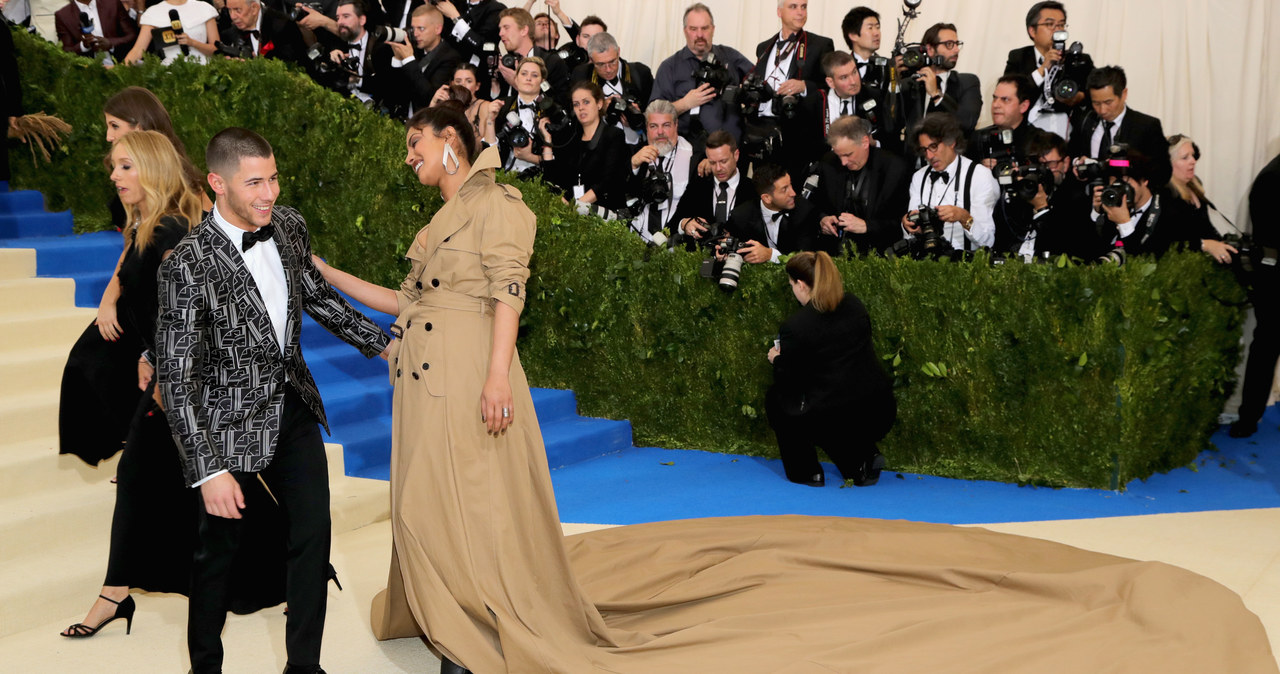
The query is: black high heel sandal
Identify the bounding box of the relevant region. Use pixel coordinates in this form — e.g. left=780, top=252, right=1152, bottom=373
left=60, top=594, right=135, bottom=638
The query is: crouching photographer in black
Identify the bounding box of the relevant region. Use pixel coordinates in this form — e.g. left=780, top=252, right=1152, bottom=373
left=726, top=162, right=825, bottom=265
left=766, top=251, right=896, bottom=487
left=809, top=115, right=910, bottom=257
left=1000, top=130, right=1104, bottom=259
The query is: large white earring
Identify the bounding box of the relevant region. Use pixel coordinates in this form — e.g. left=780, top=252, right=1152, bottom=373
left=443, top=143, right=460, bottom=176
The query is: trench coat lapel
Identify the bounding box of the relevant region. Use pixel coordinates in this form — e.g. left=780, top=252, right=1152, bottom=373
left=417, top=146, right=502, bottom=261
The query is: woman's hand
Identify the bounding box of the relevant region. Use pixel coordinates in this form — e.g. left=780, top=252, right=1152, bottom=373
left=1203, top=239, right=1238, bottom=265
left=480, top=372, right=514, bottom=435
left=767, top=345, right=780, bottom=363
left=137, top=358, right=154, bottom=391
left=96, top=301, right=123, bottom=341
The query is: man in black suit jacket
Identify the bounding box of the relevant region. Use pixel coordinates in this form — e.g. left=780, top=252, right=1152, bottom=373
left=1069, top=66, right=1170, bottom=186
left=672, top=130, right=758, bottom=249
left=793, top=50, right=900, bottom=177
left=901, top=22, right=982, bottom=141
left=158, top=128, right=389, bottom=674
left=812, top=116, right=909, bottom=256
left=727, top=162, right=828, bottom=262
left=223, top=0, right=307, bottom=65
left=387, top=4, right=462, bottom=117
left=54, top=0, right=137, bottom=63
left=1003, top=1, right=1090, bottom=139
left=489, top=7, right=568, bottom=103
left=325, top=0, right=399, bottom=109
left=572, top=32, right=653, bottom=146
left=379, top=0, right=421, bottom=30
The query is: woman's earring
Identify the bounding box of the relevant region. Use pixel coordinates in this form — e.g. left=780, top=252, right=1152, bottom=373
left=443, top=143, right=460, bottom=176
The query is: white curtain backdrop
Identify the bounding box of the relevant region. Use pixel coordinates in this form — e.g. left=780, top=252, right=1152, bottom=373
left=533, top=0, right=1279, bottom=231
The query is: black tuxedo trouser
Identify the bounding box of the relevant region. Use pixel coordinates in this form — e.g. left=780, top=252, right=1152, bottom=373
left=765, top=388, right=895, bottom=483
left=188, top=385, right=330, bottom=673
left=1238, top=274, right=1280, bottom=426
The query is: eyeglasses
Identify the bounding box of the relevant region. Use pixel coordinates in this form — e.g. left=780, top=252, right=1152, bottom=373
left=591, top=57, right=619, bottom=69
left=937, top=40, right=964, bottom=50
left=1035, top=20, right=1068, bottom=30
left=917, top=140, right=943, bottom=156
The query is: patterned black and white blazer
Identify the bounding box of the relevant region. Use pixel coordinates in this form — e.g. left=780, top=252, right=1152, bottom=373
left=156, top=205, right=390, bottom=486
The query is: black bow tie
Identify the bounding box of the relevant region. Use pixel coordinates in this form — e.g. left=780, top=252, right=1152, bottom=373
left=348, top=42, right=361, bottom=51
left=518, top=101, right=536, bottom=110
left=929, top=170, right=949, bottom=184
left=769, top=211, right=784, bottom=223
left=242, top=225, right=276, bottom=252
left=245, top=29, right=260, bottom=40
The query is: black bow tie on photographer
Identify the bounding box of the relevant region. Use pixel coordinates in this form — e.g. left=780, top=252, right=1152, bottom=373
left=929, top=170, right=949, bottom=184
left=770, top=212, right=784, bottom=223
left=348, top=42, right=361, bottom=51
left=518, top=102, right=536, bottom=110
left=245, top=29, right=260, bottom=40
left=242, top=225, right=276, bottom=252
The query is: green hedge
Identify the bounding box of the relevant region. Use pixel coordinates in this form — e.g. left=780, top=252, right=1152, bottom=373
left=10, top=28, right=1247, bottom=488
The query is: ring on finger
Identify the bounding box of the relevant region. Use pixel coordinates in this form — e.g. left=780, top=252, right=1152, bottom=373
left=502, top=407, right=510, bottom=418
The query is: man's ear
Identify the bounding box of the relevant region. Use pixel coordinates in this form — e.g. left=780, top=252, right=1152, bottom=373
left=207, top=172, right=225, bottom=196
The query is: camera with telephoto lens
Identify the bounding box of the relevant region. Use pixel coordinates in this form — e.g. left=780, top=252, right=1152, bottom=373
left=773, top=92, right=801, bottom=120
left=692, top=52, right=737, bottom=94
left=981, top=127, right=1018, bottom=167
left=739, top=124, right=782, bottom=164
left=907, top=205, right=950, bottom=255
left=290, top=2, right=322, bottom=22
left=996, top=163, right=1056, bottom=203
left=1096, top=144, right=1135, bottom=208
left=697, top=233, right=745, bottom=292
left=723, top=74, right=772, bottom=116
left=501, top=51, right=520, bottom=71
left=306, top=43, right=358, bottom=88
left=535, top=95, right=573, bottom=134
left=215, top=39, right=253, bottom=59
left=604, top=92, right=646, bottom=130
left=1049, top=34, right=1092, bottom=105
left=898, top=43, right=947, bottom=77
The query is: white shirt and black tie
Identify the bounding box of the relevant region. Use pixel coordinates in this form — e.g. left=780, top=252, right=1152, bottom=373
left=903, top=154, right=998, bottom=249
left=1091, top=107, right=1127, bottom=159
left=194, top=203, right=289, bottom=487
left=1028, top=51, right=1070, bottom=139
left=713, top=172, right=740, bottom=224
left=758, top=202, right=785, bottom=263
left=758, top=33, right=802, bottom=118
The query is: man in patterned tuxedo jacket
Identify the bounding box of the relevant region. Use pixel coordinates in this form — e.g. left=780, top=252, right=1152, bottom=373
left=156, top=128, right=389, bottom=674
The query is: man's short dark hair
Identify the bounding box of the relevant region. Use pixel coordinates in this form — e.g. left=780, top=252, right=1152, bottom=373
left=914, top=112, right=965, bottom=151
left=1087, top=65, right=1126, bottom=97
left=922, top=22, right=957, bottom=48
left=705, top=129, right=737, bottom=153
left=821, top=50, right=855, bottom=78
left=453, top=62, right=480, bottom=80
left=997, top=74, right=1039, bottom=105
left=753, top=163, right=789, bottom=196
left=206, top=127, right=273, bottom=178
left=683, top=3, right=713, bottom=27
left=336, top=0, right=364, bottom=17
left=1027, top=131, right=1068, bottom=160
left=1025, top=1, right=1067, bottom=29
left=581, top=15, right=607, bottom=32
left=841, top=7, right=879, bottom=50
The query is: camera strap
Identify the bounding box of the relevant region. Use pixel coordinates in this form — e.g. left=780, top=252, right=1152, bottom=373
left=1136, top=193, right=1163, bottom=248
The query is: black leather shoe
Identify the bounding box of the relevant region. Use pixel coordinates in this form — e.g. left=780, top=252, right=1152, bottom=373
left=853, top=453, right=885, bottom=487
left=1229, top=420, right=1258, bottom=438
left=282, top=665, right=325, bottom=674
left=439, top=657, right=472, bottom=674
left=789, top=472, right=825, bottom=487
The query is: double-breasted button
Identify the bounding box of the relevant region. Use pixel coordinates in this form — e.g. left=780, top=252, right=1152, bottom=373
left=411, top=372, right=420, bottom=380
left=422, top=362, right=430, bottom=370
left=396, top=369, right=402, bottom=377
left=431, top=278, right=440, bottom=288
left=406, top=320, right=412, bottom=328
left=415, top=281, right=422, bottom=289
left=424, top=322, right=433, bottom=331
left=444, top=236, right=451, bottom=242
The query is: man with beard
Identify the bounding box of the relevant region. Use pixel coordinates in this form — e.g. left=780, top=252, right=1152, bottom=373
left=324, top=0, right=398, bottom=108
left=627, top=99, right=700, bottom=244
left=388, top=4, right=462, bottom=116
left=652, top=3, right=753, bottom=146
left=901, top=23, right=982, bottom=140
left=489, top=7, right=569, bottom=103
left=726, top=162, right=825, bottom=263
left=1008, top=131, right=1103, bottom=259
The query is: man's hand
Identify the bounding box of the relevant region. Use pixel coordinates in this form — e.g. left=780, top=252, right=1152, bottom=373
left=919, top=66, right=940, bottom=97
left=738, top=240, right=772, bottom=264
left=820, top=214, right=840, bottom=236
left=1039, top=47, right=1062, bottom=75
left=631, top=145, right=659, bottom=170
left=775, top=78, right=806, bottom=97
left=682, top=217, right=709, bottom=239
left=837, top=212, right=867, bottom=234
left=200, top=473, right=245, bottom=519
left=137, top=358, right=154, bottom=391
left=329, top=48, right=347, bottom=64
left=545, top=0, right=560, bottom=9
left=767, top=345, right=780, bottom=363
left=1103, top=194, right=1130, bottom=225
left=902, top=210, right=920, bottom=233
left=1031, top=185, right=1050, bottom=211
left=296, top=4, right=337, bottom=33
left=678, top=83, right=717, bottom=110
left=936, top=205, right=971, bottom=225
left=434, top=0, right=459, bottom=20
left=981, top=157, right=998, bottom=170
left=496, top=61, right=517, bottom=86
left=695, top=157, right=712, bottom=177
left=389, top=40, right=413, bottom=60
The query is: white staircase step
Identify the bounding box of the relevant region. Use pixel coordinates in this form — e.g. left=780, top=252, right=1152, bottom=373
left=0, top=277, right=76, bottom=316
left=0, top=386, right=61, bottom=444
left=0, top=437, right=118, bottom=500
left=0, top=307, right=95, bottom=350
left=0, top=345, right=75, bottom=393
left=0, top=248, right=35, bottom=280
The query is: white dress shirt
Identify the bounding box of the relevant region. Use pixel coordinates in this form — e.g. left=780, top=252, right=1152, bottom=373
left=711, top=171, right=741, bottom=220
left=1090, top=107, right=1128, bottom=159
left=826, top=89, right=854, bottom=127
left=505, top=95, right=539, bottom=173
left=758, top=202, right=784, bottom=263
left=758, top=33, right=803, bottom=118
left=903, top=154, right=998, bottom=249
left=1027, top=51, right=1071, bottom=140
left=632, top=137, right=693, bottom=242
left=1116, top=191, right=1153, bottom=240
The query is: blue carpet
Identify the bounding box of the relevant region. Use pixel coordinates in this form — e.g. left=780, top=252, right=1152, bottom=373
left=550, top=406, right=1280, bottom=525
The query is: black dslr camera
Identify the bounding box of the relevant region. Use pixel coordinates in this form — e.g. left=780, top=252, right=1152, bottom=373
left=604, top=92, right=646, bottom=130
left=1097, top=144, right=1135, bottom=209
left=536, top=95, right=573, bottom=134
left=898, top=44, right=947, bottom=78
left=697, top=229, right=746, bottom=292
left=290, top=2, right=322, bottom=21
left=215, top=39, right=252, bottom=59
left=996, top=163, right=1056, bottom=203
left=739, top=124, right=783, bottom=164
left=723, top=74, right=772, bottom=116
left=906, top=206, right=952, bottom=257
left=632, top=163, right=673, bottom=207
left=500, top=51, right=520, bottom=71
left=692, top=52, right=738, bottom=94
left=1048, top=32, right=1093, bottom=106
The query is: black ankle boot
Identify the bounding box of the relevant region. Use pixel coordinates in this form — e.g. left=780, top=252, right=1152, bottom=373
left=439, top=657, right=471, bottom=674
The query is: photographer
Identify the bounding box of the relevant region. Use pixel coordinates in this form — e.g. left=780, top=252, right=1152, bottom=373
left=726, top=162, right=824, bottom=264
left=1069, top=66, right=1169, bottom=178
left=55, top=0, right=138, bottom=64
left=841, top=6, right=887, bottom=88
left=542, top=81, right=629, bottom=211
left=1167, top=135, right=1238, bottom=263
left=900, top=112, right=997, bottom=251
left=901, top=22, right=982, bottom=139
left=220, top=0, right=307, bottom=64
left=966, top=75, right=1043, bottom=170
left=1093, top=148, right=1227, bottom=259
left=812, top=115, right=910, bottom=256
left=389, top=4, right=462, bottom=116
left=1004, top=1, right=1092, bottom=139
left=671, top=131, right=756, bottom=249
left=574, top=32, right=653, bottom=146
left=627, top=99, right=699, bottom=243
left=380, top=0, right=423, bottom=32
left=766, top=251, right=895, bottom=487
left=490, top=8, right=570, bottom=103
left=319, top=0, right=399, bottom=107
left=1013, top=131, right=1105, bottom=259
left=1231, top=152, right=1280, bottom=438
left=797, top=50, right=900, bottom=162
left=428, top=0, right=503, bottom=92
left=483, top=55, right=557, bottom=172
left=652, top=3, right=753, bottom=145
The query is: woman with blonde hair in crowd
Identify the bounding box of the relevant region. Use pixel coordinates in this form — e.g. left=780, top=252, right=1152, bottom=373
left=1167, top=133, right=1238, bottom=264
left=766, top=251, right=897, bottom=487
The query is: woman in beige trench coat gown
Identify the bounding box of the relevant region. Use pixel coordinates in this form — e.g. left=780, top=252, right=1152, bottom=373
left=314, top=106, right=1278, bottom=674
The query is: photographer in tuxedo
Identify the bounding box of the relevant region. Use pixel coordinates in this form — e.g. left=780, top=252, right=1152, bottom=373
left=842, top=6, right=888, bottom=88
left=900, top=112, right=997, bottom=252
left=811, top=115, right=910, bottom=256
left=1003, top=1, right=1092, bottom=139
left=490, top=7, right=569, bottom=103
left=573, top=32, right=652, bottom=146
left=1010, top=130, right=1104, bottom=259
left=901, top=22, right=982, bottom=140
left=427, top=0, right=504, bottom=94
left=222, top=0, right=307, bottom=65
left=966, top=75, right=1043, bottom=169
left=671, top=130, right=757, bottom=248
left=726, top=162, right=826, bottom=263
left=54, top=0, right=138, bottom=64
left=388, top=4, right=462, bottom=116
left=1069, top=66, right=1169, bottom=179
left=157, top=128, right=390, bottom=674
left=324, top=0, right=399, bottom=108
left=627, top=99, right=699, bottom=244
left=794, top=50, right=900, bottom=166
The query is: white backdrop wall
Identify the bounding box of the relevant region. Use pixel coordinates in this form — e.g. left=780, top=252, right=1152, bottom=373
left=533, top=0, right=1279, bottom=231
